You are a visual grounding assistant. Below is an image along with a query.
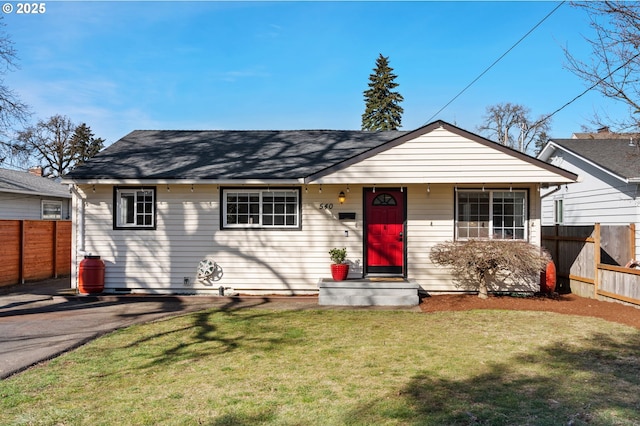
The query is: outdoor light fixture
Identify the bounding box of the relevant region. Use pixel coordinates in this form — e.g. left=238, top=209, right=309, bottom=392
left=338, top=191, right=346, bottom=204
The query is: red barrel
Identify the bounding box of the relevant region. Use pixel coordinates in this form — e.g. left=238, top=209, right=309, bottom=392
left=78, top=255, right=105, bottom=294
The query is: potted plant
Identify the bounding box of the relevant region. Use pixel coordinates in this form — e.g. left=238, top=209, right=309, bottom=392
left=329, top=247, right=349, bottom=281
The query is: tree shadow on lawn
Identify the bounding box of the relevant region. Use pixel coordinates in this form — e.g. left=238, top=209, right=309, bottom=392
left=118, top=299, right=308, bottom=370
left=346, top=331, right=640, bottom=425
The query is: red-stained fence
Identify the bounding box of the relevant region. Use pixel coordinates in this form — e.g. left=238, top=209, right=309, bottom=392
left=0, top=220, right=71, bottom=287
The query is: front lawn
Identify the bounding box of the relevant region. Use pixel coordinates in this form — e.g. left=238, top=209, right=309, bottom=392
left=2, top=308, right=640, bottom=425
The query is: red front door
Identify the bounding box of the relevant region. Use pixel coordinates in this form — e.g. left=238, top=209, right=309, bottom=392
left=365, top=189, right=405, bottom=275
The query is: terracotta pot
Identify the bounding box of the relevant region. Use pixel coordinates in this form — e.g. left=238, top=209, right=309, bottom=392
left=331, top=263, right=349, bottom=281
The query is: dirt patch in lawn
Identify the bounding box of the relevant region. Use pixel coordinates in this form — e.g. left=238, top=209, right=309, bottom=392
left=419, top=293, right=640, bottom=330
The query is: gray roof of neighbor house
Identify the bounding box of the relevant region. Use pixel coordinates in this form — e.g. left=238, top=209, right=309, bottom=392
left=65, top=129, right=408, bottom=180
left=549, top=138, right=640, bottom=180
left=0, top=168, right=70, bottom=198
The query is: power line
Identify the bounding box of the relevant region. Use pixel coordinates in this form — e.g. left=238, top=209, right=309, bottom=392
left=425, top=1, right=566, bottom=124
left=532, top=49, right=640, bottom=128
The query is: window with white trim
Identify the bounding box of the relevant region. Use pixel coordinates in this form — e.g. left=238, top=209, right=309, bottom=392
left=554, top=199, right=563, bottom=224
left=114, top=187, right=156, bottom=229
left=223, top=189, right=300, bottom=228
left=456, top=190, right=527, bottom=240
left=41, top=200, right=62, bottom=220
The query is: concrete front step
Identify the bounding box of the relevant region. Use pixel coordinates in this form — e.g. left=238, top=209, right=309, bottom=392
left=318, top=279, right=420, bottom=306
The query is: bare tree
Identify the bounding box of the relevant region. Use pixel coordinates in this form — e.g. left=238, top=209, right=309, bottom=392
left=15, top=115, right=77, bottom=177
left=564, top=1, right=640, bottom=132
left=0, top=18, right=30, bottom=166
left=430, top=239, right=550, bottom=299
left=477, top=103, right=552, bottom=154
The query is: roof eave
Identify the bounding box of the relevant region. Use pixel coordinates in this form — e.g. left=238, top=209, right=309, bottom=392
left=0, top=187, right=71, bottom=198
left=63, top=178, right=306, bottom=186
left=547, top=139, right=630, bottom=184
left=536, top=141, right=558, bottom=161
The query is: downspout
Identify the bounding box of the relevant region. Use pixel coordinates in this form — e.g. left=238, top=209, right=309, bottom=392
left=69, top=184, right=86, bottom=290
left=540, top=185, right=561, bottom=199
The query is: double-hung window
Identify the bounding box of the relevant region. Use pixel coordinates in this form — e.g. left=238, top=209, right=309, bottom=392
left=456, top=189, right=527, bottom=240
left=223, top=189, right=300, bottom=229
left=554, top=199, right=563, bottom=224
left=114, top=187, right=156, bottom=229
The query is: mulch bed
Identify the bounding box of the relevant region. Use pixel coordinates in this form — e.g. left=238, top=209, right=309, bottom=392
left=419, top=293, right=640, bottom=330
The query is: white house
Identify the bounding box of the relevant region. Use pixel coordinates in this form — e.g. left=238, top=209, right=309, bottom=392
left=538, top=134, right=640, bottom=256
left=63, top=121, right=576, bottom=303
left=0, top=167, right=71, bottom=220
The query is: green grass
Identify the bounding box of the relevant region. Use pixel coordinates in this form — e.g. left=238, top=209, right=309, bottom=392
left=2, top=308, right=640, bottom=425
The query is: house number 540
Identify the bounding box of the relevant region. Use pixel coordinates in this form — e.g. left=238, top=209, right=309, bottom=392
left=319, top=203, right=334, bottom=210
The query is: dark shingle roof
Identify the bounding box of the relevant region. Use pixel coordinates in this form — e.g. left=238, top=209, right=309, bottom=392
left=0, top=168, right=70, bottom=198
left=550, top=138, right=640, bottom=180
left=66, top=130, right=408, bottom=180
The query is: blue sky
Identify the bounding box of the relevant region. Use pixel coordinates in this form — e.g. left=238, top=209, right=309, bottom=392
left=3, top=1, right=628, bottom=147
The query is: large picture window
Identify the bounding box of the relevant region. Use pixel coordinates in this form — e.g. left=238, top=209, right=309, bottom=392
left=223, top=189, right=300, bottom=229
left=114, top=187, right=156, bottom=229
left=456, top=190, right=527, bottom=240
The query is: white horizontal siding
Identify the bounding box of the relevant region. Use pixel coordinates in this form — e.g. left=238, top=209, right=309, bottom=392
left=543, top=152, right=639, bottom=225
left=0, top=192, right=70, bottom=220
left=541, top=150, right=640, bottom=254
left=314, top=128, right=573, bottom=184
left=76, top=184, right=366, bottom=294
left=72, top=182, right=543, bottom=294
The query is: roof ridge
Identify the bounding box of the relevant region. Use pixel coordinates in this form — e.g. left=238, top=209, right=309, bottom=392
left=130, top=129, right=408, bottom=133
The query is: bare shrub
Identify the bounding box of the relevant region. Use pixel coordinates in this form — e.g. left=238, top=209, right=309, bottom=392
left=430, top=239, right=550, bottom=299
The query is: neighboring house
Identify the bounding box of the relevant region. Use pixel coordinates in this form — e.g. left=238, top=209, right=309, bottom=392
left=63, top=120, right=576, bottom=299
left=0, top=167, right=71, bottom=220
left=538, top=134, right=640, bottom=255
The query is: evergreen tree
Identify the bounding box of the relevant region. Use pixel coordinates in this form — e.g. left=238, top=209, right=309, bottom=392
left=361, top=54, right=404, bottom=131
left=70, top=123, right=105, bottom=166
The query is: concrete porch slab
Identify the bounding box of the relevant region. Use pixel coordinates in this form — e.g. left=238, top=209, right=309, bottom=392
left=318, top=278, right=420, bottom=306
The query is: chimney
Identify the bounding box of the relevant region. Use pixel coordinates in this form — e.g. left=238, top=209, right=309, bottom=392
left=28, top=166, right=42, bottom=177
left=597, top=126, right=610, bottom=133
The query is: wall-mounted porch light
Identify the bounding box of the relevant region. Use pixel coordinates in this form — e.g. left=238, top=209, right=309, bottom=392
left=338, top=191, right=346, bottom=204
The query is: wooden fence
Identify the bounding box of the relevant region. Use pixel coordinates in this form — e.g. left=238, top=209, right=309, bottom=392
left=0, top=220, right=71, bottom=287
left=541, top=224, right=640, bottom=307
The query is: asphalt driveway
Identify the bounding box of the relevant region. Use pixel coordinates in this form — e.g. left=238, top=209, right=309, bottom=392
left=0, top=278, right=322, bottom=379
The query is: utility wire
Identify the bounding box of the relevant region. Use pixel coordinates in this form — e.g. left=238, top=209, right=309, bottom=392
left=532, top=49, right=640, bottom=128
left=425, top=1, right=566, bottom=124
